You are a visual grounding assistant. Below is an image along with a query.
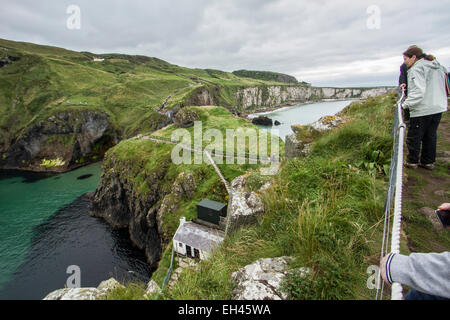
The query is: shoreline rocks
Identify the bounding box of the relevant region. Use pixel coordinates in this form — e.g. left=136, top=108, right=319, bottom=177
left=251, top=116, right=273, bottom=126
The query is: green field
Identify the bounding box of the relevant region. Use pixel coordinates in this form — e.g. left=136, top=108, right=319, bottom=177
left=0, top=38, right=307, bottom=151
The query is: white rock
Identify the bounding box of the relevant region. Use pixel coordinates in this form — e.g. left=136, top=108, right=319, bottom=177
left=43, top=288, right=104, bottom=300
left=97, top=278, right=124, bottom=292
left=145, top=280, right=162, bottom=296
left=231, top=256, right=302, bottom=300
left=225, top=176, right=265, bottom=234
left=43, top=277, right=123, bottom=300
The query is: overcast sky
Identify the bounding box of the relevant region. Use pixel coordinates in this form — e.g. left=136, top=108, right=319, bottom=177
left=1, top=0, right=449, bottom=87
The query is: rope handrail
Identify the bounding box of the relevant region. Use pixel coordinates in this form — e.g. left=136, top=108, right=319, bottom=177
left=377, top=89, right=406, bottom=300
left=390, top=90, right=406, bottom=300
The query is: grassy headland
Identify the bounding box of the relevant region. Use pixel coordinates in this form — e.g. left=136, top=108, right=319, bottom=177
left=106, top=93, right=449, bottom=300
left=0, top=38, right=307, bottom=151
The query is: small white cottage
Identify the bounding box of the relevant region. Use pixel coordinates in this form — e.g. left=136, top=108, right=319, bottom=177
left=173, top=217, right=225, bottom=260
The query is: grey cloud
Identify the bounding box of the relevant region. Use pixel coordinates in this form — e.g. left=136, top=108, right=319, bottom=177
left=0, top=0, right=449, bottom=86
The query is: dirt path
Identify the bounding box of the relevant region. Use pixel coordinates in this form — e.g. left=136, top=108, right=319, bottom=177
left=402, top=110, right=450, bottom=253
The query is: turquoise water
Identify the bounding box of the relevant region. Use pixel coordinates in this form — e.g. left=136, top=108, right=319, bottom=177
left=248, top=100, right=355, bottom=141
left=0, top=163, right=102, bottom=290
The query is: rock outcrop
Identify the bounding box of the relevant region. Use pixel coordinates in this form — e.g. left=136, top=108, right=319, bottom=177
left=173, top=109, right=200, bottom=128
left=225, top=176, right=265, bottom=234
left=186, top=88, right=216, bottom=106
left=231, top=257, right=305, bottom=300
left=89, top=159, right=165, bottom=267
left=251, top=116, right=273, bottom=126
left=284, top=134, right=311, bottom=159
left=309, top=115, right=344, bottom=132
left=0, top=109, right=119, bottom=172
left=145, top=280, right=162, bottom=297
left=286, top=115, right=344, bottom=158
left=89, top=164, right=196, bottom=267
left=43, top=278, right=124, bottom=300
left=0, top=53, right=20, bottom=68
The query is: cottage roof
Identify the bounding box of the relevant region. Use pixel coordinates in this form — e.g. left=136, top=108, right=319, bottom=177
left=174, top=221, right=225, bottom=252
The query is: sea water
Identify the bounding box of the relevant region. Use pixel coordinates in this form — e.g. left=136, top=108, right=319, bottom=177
left=0, top=162, right=152, bottom=300
left=248, top=100, right=355, bottom=141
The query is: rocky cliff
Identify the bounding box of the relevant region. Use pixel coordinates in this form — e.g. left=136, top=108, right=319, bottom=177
left=236, top=85, right=394, bottom=110
left=88, top=153, right=166, bottom=267
left=0, top=109, right=120, bottom=172
left=88, top=139, right=200, bottom=268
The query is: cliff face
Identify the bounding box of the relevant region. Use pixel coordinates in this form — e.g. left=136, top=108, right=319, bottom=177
left=236, top=86, right=394, bottom=110
left=0, top=109, right=120, bottom=172
left=88, top=154, right=167, bottom=267
left=88, top=139, right=200, bottom=268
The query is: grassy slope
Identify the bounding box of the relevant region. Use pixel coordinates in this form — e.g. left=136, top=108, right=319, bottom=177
left=0, top=38, right=301, bottom=149
left=103, top=106, right=281, bottom=296
left=104, top=93, right=401, bottom=300
left=108, top=93, right=449, bottom=300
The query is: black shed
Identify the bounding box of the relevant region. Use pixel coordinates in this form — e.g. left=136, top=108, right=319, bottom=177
left=197, top=199, right=227, bottom=225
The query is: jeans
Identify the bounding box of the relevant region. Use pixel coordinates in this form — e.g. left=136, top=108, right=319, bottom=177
left=406, top=113, right=442, bottom=164
left=405, top=289, right=449, bottom=300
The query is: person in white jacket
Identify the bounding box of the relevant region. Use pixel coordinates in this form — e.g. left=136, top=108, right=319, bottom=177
left=401, top=46, right=448, bottom=170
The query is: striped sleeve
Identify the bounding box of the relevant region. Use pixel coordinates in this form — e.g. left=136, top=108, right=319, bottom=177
left=385, top=252, right=396, bottom=284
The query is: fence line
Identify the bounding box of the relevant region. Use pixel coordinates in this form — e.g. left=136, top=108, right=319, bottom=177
left=377, top=90, right=406, bottom=300
left=390, top=91, right=407, bottom=300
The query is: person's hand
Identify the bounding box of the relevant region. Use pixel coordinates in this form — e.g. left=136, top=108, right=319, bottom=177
left=400, top=83, right=406, bottom=90
left=438, top=203, right=450, bottom=211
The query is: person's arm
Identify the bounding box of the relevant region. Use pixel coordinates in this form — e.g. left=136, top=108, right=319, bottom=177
left=403, top=67, right=426, bottom=111
left=399, top=64, right=408, bottom=86
left=382, top=252, right=450, bottom=299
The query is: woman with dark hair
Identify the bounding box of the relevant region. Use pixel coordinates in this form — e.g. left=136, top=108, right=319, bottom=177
left=402, top=46, right=448, bottom=170
left=398, top=45, right=419, bottom=122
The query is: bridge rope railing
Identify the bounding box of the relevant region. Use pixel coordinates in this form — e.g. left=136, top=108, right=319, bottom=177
left=376, top=89, right=407, bottom=300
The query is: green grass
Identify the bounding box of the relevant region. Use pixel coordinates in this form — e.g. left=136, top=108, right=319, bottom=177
left=105, top=93, right=401, bottom=300
left=0, top=38, right=305, bottom=150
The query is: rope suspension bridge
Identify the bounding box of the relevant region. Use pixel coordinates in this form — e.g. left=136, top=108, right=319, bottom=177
left=377, top=90, right=407, bottom=300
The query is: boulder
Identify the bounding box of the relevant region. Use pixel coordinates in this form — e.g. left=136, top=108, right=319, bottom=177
left=43, top=278, right=124, bottom=300
left=225, top=176, right=264, bottom=234
left=145, top=280, right=162, bottom=296
left=231, top=257, right=304, bottom=300
left=97, top=278, right=125, bottom=292
left=252, top=116, right=273, bottom=126
left=44, top=288, right=103, bottom=301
